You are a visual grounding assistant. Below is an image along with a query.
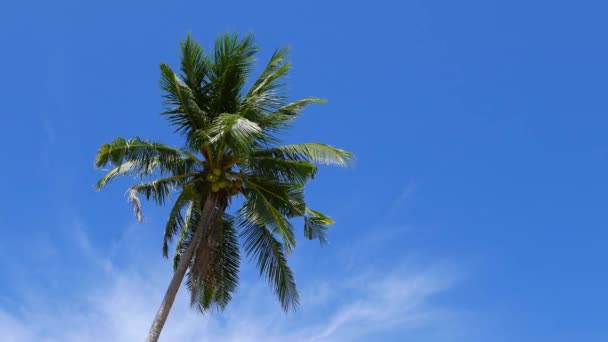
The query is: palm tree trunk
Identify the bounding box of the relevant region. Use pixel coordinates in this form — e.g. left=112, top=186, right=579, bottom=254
left=145, top=192, right=218, bottom=342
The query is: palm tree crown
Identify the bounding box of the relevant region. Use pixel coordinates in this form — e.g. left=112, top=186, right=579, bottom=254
left=95, top=33, right=351, bottom=314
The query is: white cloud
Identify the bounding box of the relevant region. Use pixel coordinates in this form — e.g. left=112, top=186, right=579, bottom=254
left=0, top=258, right=457, bottom=342
left=0, top=194, right=467, bottom=341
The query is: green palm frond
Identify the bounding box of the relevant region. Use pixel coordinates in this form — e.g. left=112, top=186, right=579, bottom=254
left=96, top=156, right=201, bottom=190
left=96, top=160, right=137, bottom=189
left=209, top=33, right=258, bottom=114
left=129, top=173, right=196, bottom=209
left=179, top=33, right=210, bottom=97
left=258, top=143, right=352, bottom=166
left=241, top=176, right=310, bottom=252
left=241, top=47, right=290, bottom=116
left=160, top=64, right=208, bottom=140
left=243, top=156, right=318, bottom=185
left=163, top=186, right=196, bottom=257
left=239, top=217, right=299, bottom=311
left=243, top=177, right=306, bottom=217
left=205, top=113, right=263, bottom=156
left=304, top=208, right=334, bottom=245
left=94, top=137, right=185, bottom=169
left=173, top=198, right=201, bottom=270
left=257, top=97, right=326, bottom=132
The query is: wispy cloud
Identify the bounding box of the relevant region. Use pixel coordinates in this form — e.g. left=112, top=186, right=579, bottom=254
left=72, top=218, right=114, bottom=274
left=0, top=187, right=469, bottom=341
left=0, top=262, right=456, bottom=342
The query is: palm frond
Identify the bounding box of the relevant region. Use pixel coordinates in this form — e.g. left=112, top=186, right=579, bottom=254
left=96, top=160, right=136, bottom=189
left=241, top=48, right=290, bottom=117
left=179, top=33, right=210, bottom=96
left=208, top=33, right=258, bottom=114
left=241, top=178, right=301, bottom=252
left=243, top=156, right=318, bottom=185
left=127, top=188, right=144, bottom=222
left=94, top=137, right=185, bottom=169
left=303, top=208, right=334, bottom=245
left=204, top=113, right=263, bottom=156
left=260, top=143, right=353, bottom=166
left=173, top=198, right=201, bottom=270
left=243, top=176, right=307, bottom=217
left=130, top=174, right=196, bottom=207
left=163, top=186, right=196, bottom=257
left=239, top=217, right=299, bottom=311
left=95, top=156, right=201, bottom=190
left=257, top=97, right=325, bottom=132
left=160, top=64, right=208, bottom=139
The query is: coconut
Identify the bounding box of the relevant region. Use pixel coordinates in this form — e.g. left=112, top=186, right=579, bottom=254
left=212, top=168, right=222, bottom=176
left=206, top=174, right=218, bottom=182
left=218, top=180, right=229, bottom=188
left=211, top=184, right=220, bottom=192
left=230, top=188, right=240, bottom=195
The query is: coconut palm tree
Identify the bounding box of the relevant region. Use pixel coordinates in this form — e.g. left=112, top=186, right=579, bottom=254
left=94, top=33, right=351, bottom=342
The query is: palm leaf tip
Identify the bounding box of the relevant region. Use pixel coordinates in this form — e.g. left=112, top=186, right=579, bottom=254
left=127, top=188, right=144, bottom=222
left=304, top=209, right=334, bottom=246
left=94, top=143, right=111, bottom=168
left=274, top=143, right=353, bottom=167
left=240, top=217, right=299, bottom=311
left=163, top=188, right=194, bottom=258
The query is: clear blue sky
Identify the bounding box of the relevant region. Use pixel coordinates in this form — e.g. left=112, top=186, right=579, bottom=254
left=1, top=1, right=607, bottom=341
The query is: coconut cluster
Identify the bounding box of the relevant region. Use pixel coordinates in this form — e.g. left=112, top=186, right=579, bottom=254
left=206, top=167, right=242, bottom=195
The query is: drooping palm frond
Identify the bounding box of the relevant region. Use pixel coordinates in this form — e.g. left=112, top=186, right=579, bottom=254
left=173, top=197, right=201, bottom=270
left=129, top=174, right=197, bottom=207
left=188, top=213, right=240, bottom=312
left=127, top=188, right=144, bottom=222
left=95, top=137, right=185, bottom=169
left=96, top=156, right=201, bottom=190
left=240, top=174, right=313, bottom=253
left=96, top=160, right=138, bottom=189
left=239, top=215, right=299, bottom=311
left=303, top=208, right=334, bottom=245
left=242, top=176, right=306, bottom=218
left=163, top=186, right=196, bottom=257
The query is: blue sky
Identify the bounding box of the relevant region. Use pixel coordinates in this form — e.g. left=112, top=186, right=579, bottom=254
left=1, top=0, right=607, bottom=341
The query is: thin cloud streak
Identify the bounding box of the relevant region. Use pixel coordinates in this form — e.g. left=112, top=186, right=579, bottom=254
left=1, top=190, right=466, bottom=341
left=0, top=255, right=457, bottom=341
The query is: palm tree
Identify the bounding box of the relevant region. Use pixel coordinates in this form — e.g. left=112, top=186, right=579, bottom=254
left=94, top=33, right=351, bottom=342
